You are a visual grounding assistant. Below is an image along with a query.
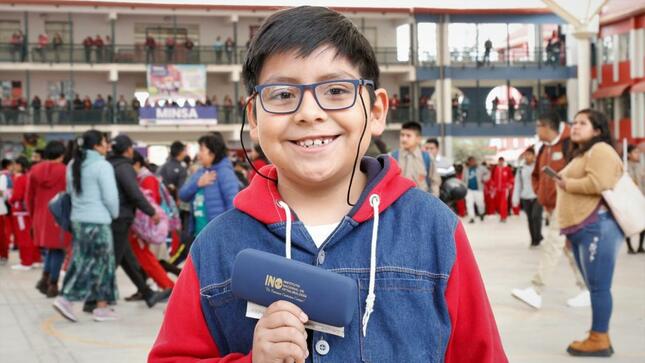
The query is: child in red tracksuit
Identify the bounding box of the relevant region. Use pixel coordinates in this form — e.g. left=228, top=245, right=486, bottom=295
left=129, top=151, right=175, bottom=293
left=9, top=156, right=41, bottom=269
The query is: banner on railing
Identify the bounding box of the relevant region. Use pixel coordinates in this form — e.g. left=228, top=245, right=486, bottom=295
left=139, top=106, right=218, bottom=125
left=147, top=64, right=206, bottom=104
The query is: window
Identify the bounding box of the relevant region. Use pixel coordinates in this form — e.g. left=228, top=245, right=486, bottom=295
left=618, top=33, right=629, bottom=61
left=417, top=23, right=437, bottom=63
left=134, top=23, right=199, bottom=44
left=0, top=20, right=20, bottom=42
left=396, top=24, right=410, bottom=62
left=602, top=36, right=613, bottom=63
left=45, top=21, right=71, bottom=43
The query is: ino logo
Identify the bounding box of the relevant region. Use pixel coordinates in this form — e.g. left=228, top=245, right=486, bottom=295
left=265, top=275, right=283, bottom=290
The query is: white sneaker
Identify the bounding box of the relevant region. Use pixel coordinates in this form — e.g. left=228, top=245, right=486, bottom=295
left=32, top=262, right=43, bottom=269
left=567, top=290, right=591, bottom=308
left=11, top=264, right=32, bottom=271
left=512, top=287, right=542, bottom=309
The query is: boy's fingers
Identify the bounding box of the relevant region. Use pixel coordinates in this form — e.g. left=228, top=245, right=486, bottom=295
left=260, top=311, right=306, bottom=335
left=264, top=326, right=308, bottom=354
left=265, top=300, right=308, bottom=323
left=266, top=342, right=307, bottom=363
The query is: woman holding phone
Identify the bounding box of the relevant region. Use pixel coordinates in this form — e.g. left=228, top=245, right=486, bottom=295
left=554, top=109, right=624, bottom=357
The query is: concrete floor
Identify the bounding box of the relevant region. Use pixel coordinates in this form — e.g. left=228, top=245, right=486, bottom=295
left=1, top=214, right=643, bottom=362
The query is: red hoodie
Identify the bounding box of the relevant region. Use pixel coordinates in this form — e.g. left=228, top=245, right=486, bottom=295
left=26, top=161, right=71, bottom=249
left=149, top=157, right=506, bottom=362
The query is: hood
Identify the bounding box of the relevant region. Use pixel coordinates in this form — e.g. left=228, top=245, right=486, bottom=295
left=234, top=155, right=415, bottom=225
left=31, top=161, right=67, bottom=189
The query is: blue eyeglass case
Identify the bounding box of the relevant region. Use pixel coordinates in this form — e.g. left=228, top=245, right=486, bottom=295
left=231, top=248, right=357, bottom=327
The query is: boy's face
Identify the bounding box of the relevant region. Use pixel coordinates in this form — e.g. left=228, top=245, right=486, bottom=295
left=247, top=46, right=387, bottom=187
left=399, top=129, right=420, bottom=151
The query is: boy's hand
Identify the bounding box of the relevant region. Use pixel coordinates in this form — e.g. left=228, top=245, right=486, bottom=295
left=252, top=300, right=309, bottom=363
left=197, top=171, right=217, bottom=187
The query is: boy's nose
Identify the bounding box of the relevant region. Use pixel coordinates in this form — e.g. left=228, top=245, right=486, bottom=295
left=293, top=89, right=326, bottom=124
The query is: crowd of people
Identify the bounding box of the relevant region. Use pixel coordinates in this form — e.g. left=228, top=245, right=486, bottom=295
left=0, top=93, right=243, bottom=125
left=0, top=130, right=274, bottom=322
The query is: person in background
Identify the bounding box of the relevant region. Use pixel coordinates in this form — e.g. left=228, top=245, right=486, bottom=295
left=8, top=156, right=40, bottom=270
left=31, top=149, right=44, bottom=165
left=165, top=36, right=176, bottom=63
left=44, top=96, right=55, bottom=124
left=179, top=134, right=239, bottom=238
left=52, top=32, right=63, bottom=62
left=248, top=144, right=269, bottom=183
left=53, top=130, right=119, bottom=322
left=464, top=156, right=490, bottom=223
left=555, top=109, right=624, bottom=357
left=105, top=134, right=169, bottom=309
left=82, top=36, right=93, bottom=63
left=213, top=36, right=224, bottom=63
left=512, top=111, right=589, bottom=310
left=145, top=35, right=156, bottom=63
left=158, top=141, right=188, bottom=200
left=625, top=144, right=644, bottom=254
left=0, top=159, right=14, bottom=265
left=129, top=151, right=175, bottom=297
left=37, top=32, right=49, bottom=62
left=391, top=121, right=440, bottom=196
left=424, top=138, right=455, bottom=177
left=512, top=147, right=543, bottom=247
left=27, top=141, right=72, bottom=298
left=491, top=157, right=514, bottom=222
left=31, top=96, right=42, bottom=124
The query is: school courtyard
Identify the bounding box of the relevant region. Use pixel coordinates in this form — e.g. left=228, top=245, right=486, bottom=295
left=1, top=214, right=644, bottom=363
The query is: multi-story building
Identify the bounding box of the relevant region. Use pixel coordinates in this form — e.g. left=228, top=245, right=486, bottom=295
left=0, top=1, right=584, bottom=159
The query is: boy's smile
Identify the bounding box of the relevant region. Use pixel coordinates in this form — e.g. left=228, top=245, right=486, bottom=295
left=248, top=46, right=388, bottom=189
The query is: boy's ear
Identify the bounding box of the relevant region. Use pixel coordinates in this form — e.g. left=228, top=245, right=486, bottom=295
left=369, top=88, right=388, bottom=137
left=246, top=97, right=259, bottom=141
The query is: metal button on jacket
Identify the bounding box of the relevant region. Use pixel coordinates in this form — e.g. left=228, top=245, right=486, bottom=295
left=315, top=339, right=330, bottom=356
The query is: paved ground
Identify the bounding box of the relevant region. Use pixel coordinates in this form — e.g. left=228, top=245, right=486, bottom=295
left=1, top=214, right=644, bottom=362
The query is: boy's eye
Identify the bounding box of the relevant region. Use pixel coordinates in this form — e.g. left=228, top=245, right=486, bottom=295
left=266, top=87, right=298, bottom=101
left=320, top=83, right=353, bottom=97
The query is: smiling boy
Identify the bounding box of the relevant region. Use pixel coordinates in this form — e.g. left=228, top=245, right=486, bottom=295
left=149, top=6, right=506, bottom=363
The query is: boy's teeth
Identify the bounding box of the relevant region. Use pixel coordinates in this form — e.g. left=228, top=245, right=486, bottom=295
left=297, top=137, right=333, bottom=148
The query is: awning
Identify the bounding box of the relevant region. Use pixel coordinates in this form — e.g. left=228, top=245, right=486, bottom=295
left=632, top=80, right=645, bottom=93
left=592, top=84, right=630, bottom=99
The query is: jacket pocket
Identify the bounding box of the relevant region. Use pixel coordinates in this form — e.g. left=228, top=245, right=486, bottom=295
left=357, top=276, right=448, bottom=363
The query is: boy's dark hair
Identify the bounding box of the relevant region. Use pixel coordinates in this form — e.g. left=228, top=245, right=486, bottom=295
left=44, top=141, right=66, bottom=160
left=401, top=121, right=422, bottom=135
left=170, top=141, right=186, bottom=159
left=537, top=111, right=561, bottom=131
left=14, top=156, right=30, bottom=172
left=1, top=159, right=13, bottom=169
left=627, top=144, right=637, bottom=154
left=34, top=148, right=44, bottom=158
left=132, top=150, right=149, bottom=170
left=524, top=146, right=536, bottom=155
left=111, top=134, right=133, bottom=155
left=425, top=138, right=439, bottom=148
left=570, top=109, right=613, bottom=159
left=198, top=134, right=228, bottom=165
left=242, top=6, right=379, bottom=103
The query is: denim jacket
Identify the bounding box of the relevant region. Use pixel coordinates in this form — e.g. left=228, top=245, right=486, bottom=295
left=150, top=156, right=507, bottom=363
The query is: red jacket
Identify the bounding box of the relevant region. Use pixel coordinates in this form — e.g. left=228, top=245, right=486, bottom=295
left=26, top=161, right=71, bottom=249
left=9, top=173, right=28, bottom=213
left=491, top=164, right=514, bottom=192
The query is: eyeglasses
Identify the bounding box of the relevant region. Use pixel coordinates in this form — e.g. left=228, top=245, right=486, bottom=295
left=253, top=79, right=374, bottom=115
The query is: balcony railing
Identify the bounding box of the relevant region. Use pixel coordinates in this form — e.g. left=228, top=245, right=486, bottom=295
left=0, top=43, right=412, bottom=66
left=0, top=104, right=566, bottom=127
left=449, top=46, right=567, bottom=67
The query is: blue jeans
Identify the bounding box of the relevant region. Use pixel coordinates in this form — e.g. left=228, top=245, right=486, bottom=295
left=44, top=248, right=65, bottom=282
left=566, top=211, right=624, bottom=332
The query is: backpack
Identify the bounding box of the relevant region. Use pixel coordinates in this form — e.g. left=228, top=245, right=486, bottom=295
left=158, top=179, right=181, bottom=231
left=132, top=189, right=169, bottom=245
left=48, top=191, right=72, bottom=232
left=391, top=150, right=433, bottom=189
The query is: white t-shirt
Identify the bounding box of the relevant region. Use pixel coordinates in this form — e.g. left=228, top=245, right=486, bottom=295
left=304, top=222, right=340, bottom=248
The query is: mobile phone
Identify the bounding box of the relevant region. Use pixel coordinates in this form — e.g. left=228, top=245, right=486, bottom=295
left=542, top=166, right=561, bottom=180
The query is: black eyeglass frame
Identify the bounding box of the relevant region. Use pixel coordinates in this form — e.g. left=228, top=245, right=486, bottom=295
left=252, top=79, right=375, bottom=115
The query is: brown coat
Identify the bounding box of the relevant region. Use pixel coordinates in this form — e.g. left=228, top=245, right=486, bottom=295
left=532, top=125, right=570, bottom=212
left=556, top=142, right=623, bottom=229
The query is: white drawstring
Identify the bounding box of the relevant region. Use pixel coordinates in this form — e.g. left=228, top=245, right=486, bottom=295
left=362, top=194, right=380, bottom=336
left=278, top=195, right=381, bottom=336
left=277, top=201, right=292, bottom=259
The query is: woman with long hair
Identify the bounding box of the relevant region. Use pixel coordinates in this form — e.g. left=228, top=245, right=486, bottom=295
left=555, top=109, right=624, bottom=357
left=53, top=130, right=120, bottom=322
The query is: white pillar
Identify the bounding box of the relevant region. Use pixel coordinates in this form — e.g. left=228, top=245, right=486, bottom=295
left=566, top=78, right=578, bottom=120
left=613, top=96, right=622, bottom=137
left=443, top=78, right=453, bottom=124
left=573, top=32, right=593, bottom=110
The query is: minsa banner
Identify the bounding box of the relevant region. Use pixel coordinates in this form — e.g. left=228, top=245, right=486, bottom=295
left=139, top=106, right=218, bottom=125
